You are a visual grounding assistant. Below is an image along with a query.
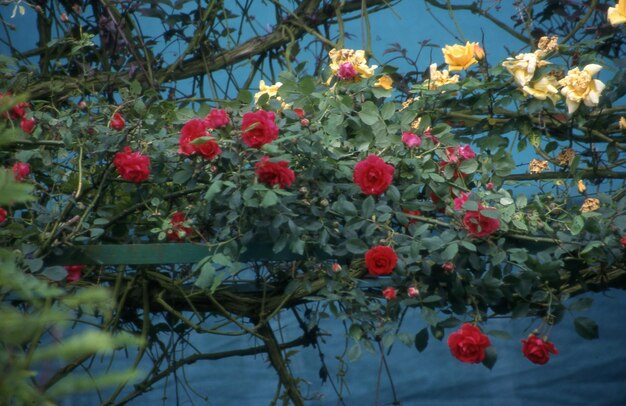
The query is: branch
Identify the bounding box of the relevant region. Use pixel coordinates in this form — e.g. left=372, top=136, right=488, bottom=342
left=24, top=0, right=392, bottom=100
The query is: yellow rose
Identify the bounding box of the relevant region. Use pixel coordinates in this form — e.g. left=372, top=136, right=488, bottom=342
left=558, top=64, right=606, bottom=114
left=374, top=75, right=393, bottom=90
left=620, top=116, right=626, bottom=130
left=608, top=0, right=626, bottom=25
left=577, top=179, right=586, bottom=194
left=522, top=75, right=560, bottom=104
left=502, top=51, right=549, bottom=87
left=580, top=198, right=600, bottom=213
left=427, top=63, right=460, bottom=89
left=442, top=42, right=478, bottom=71
left=254, top=80, right=283, bottom=104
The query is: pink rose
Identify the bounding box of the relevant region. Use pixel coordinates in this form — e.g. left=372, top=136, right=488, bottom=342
left=12, top=162, right=30, bottom=181
left=382, top=287, right=397, bottom=300
left=442, top=261, right=455, bottom=273
left=453, top=192, right=471, bottom=210
left=402, top=131, right=422, bottom=148
left=113, top=146, right=151, bottom=183
left=407, top=287, right=420, bottom=298
left=254, top=156, right=295, bottom=188
left=353, top=155, right=394, bottom=196
left=241, top=110, right=279, bottom=149
left=457, top=144, right=476, bottom=160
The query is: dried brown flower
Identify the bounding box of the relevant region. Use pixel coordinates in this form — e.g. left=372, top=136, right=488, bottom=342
left=580, top=198, right=600, bottom=213
left=529, top=159, right=549, bottom=174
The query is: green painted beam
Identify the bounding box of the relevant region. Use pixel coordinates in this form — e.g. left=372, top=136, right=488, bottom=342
left=45, top=243, right=324, bottom=266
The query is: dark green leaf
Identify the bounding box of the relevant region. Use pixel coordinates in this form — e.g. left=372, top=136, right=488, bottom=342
left=574, top=317, right=599, bottom=340
left=414, top=327, right=429, bottom=352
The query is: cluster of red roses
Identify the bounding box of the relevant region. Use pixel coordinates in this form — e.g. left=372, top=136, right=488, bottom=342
left=448, top=323, right=559, bottom=365
left=0, top=92, right=36, bottom=134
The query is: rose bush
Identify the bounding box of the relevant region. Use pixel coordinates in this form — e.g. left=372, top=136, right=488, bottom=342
left=1, top=1, right=626, bottom=403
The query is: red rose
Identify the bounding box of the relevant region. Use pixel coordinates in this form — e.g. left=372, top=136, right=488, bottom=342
left=20, top=117, right=36, bottom=134
left=12, top=162, right=30, bottom=181
left=179, top=119, right=222, bottom=160
left=382, top=287, right=397, bottom=300
left=365, top=245, right=398, bottom=276
left=166, top=212, right=193, bottom=242
left=453, top=192, right=470, bottom=210
left=0, top=207, right=7, bottom=224
left=620, top=236, right=626, bottom=247
left=65, top=265, right=85, bottom=282
left=109, top=112, right=125, bottom=131
left=206, top=108, right=230, bottom=128
left=241, top=110, right=279, bottom=149
left=448, top=323, right=491, bottom=363
left=353, top=155, right=394, bottom=196
left=463, top=207, right=500, bottom=238
left=521, top=335, right=559, bottom=365
left=254, top=156, right=295, bottom=188
left=293, top=108, right=305, bottom=118
left=113, top=146, right=150, bottom=183
left=10, top=102, right=29, bottom=120
left=179, top=119, right=207, bottom=155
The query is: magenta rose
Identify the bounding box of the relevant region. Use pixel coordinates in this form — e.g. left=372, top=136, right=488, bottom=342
left=241, top=110, right=279, bottom=149
left=402, top=131, right=422, bottom=148
left=353, top=155, right=394, bottom=196
left=463, top=206, right=500, bottom=238
left=254, top=156, right=295, bottom=188
left=448, top=323, right=491, bottom=363
left=113, top=146, right=151, bottom=183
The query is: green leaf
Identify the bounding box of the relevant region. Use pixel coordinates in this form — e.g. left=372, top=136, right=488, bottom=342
left=345, top=239, right=368, bottom=254
left=458, top=159, right=478, bottom=174
left=195, top=262, right=215, bottom=289
left=42, top=266, right=68, bottom=282
left=570, top=216, right=585, bottom=236
left=487, top=330, right=512, bottom=340
left=380, top=102, right=396, bottom=120
left=362, top=196, right=375, bottom=218
left=204, top=180, right=222, bottom=202
left=347, top=341, right=362, bottom=361
left=482, top=346, right=497, bottom=369
left=261, top=190, right=279, bottom=208
left=441, top=243, right=458, bottom=261
left=574, top=317, right=599, bottom=340
left=569, top=297, right=593, bottom=312
left=358, top=101, right=380, bottom=126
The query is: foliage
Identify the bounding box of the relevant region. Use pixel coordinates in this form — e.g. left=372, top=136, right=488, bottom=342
left=1, top=0, right=626, bottom=404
